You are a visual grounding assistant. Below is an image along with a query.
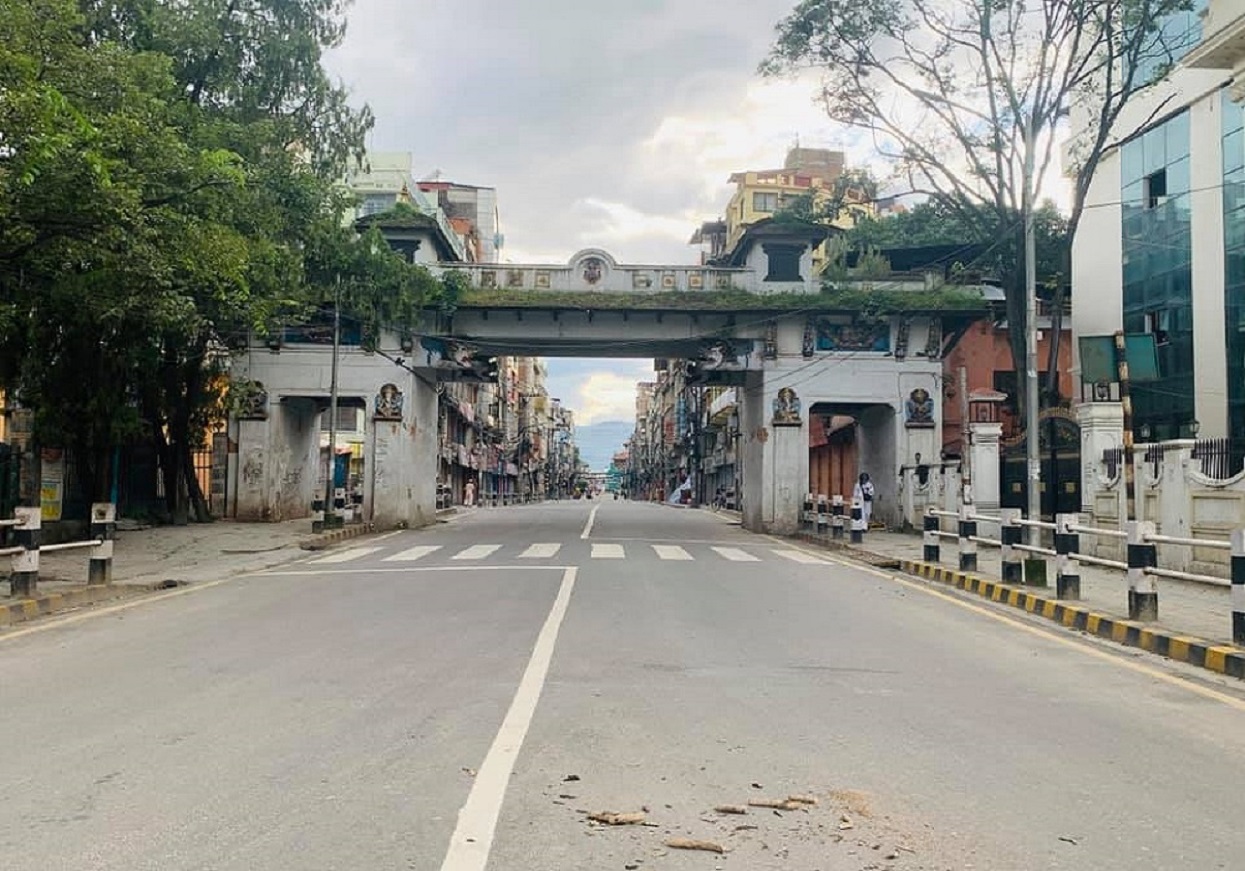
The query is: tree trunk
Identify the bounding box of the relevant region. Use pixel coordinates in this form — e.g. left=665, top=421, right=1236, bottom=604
left=181, top=440, right=212, bottom=522
left=1044, top=281, right=1067, bottom=406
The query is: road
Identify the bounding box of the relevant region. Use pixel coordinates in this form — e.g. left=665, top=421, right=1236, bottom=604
left=4, top=500, right=1245, bottom=870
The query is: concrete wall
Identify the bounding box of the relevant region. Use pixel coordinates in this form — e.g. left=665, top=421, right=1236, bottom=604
left=230, top=336, right=439, bottom=528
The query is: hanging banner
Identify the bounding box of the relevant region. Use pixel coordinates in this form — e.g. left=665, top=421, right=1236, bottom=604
left=40, top=448, right=65, bottom=522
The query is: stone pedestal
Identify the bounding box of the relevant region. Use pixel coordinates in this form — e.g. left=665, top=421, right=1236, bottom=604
left=968, top=422, right=1004, bottom=512
left=1076, top=402, right=1124, bottom=513
left=770, top=421, right=806, bottom=535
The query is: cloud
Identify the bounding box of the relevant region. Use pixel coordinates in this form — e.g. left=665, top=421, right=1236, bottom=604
left=543, top=358, right=653, bottom=426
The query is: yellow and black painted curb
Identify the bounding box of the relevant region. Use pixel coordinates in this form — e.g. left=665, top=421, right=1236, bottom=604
left=0, top=585, right=137, bottom=629
left=897, top=558, right=1245, bottom=680
left=299, top=522, right=377, bottom=552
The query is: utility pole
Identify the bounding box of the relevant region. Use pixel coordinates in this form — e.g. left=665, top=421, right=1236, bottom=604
left=323, top=279, right=342, bottom=529
left=959, top=366, right=972, bottom=506
left=1023, top=118, right=1042, bottom=540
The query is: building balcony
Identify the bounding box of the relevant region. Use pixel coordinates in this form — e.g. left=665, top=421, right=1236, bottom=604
left=1184, top=2, right=1245, bottom=76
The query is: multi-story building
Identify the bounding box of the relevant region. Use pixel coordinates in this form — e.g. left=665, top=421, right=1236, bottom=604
left=416, top=181, right=502, bottom=263
left=1071, top=0, right=1243, bottom=445
left=691, top=146, right=872, bottom=272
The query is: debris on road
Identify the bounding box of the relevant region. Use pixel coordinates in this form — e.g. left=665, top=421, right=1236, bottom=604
left=666, top=837, right=726, bottom=854
left=788, top=794, right=819, bottom=805
left=563, top=774, right=581, bottom=782
left=460, top=767, right=476, bottom=777
left=838, top=814, right=855, bottom=830
left=588, top=811, right=647, bottom=826
left=1059, top=836, right=1080, bottom=846
left=713, top=804, right=748, bottom=815
left=748, top=798, right=802, bottom=811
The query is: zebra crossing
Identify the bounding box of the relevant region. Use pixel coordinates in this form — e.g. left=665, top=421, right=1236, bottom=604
left=308, top=541, right=829, bottom=566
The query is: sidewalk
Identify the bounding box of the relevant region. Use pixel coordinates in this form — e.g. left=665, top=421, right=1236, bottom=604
left=845, top=530, right=1236, bottom=644
left=2, top=519, right=325, bottom=615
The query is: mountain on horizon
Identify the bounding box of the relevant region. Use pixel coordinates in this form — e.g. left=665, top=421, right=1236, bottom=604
left=574, top=420, right=633, bottom=471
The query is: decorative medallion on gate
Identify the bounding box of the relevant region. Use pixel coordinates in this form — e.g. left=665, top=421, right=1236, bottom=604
left=582, top=257, right=605, bottom=285
left=234, top=380, right=269, bottom=420
left=480, top=270, right=498, bottom=289
left=375, top=383, right=404, bottom=420
left=802, top=319, right=815, bottom=358
left=904, top=387, right=935, bottom=428
left=772, top=387, right=803, bottom=426
left=814, top=319, right=890, bottom=352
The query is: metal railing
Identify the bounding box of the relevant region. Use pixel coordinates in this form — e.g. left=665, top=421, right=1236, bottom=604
left=921, top=505, right=1245, bottom=644
left=5, top=503, right=117, bottom=598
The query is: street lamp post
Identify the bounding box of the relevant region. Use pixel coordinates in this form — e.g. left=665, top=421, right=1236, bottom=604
left=323, top=280, right=342, bottom=530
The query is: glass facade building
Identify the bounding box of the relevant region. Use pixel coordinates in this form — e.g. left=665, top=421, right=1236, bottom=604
left=1223, top=90, right=1245, bottom=442
left=1120, top=110, right=1194, bottom=439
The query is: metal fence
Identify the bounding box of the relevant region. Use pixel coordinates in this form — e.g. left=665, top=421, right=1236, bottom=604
left=1191, top=437, right=1243, bottom=480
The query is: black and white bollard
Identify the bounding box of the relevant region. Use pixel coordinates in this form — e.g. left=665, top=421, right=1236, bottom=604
left=333, top=486, right=347, bottom=527
left=850, top=498, right=865, bottom=544
left=832, top=495, right=845, bottom=540
left=311, top=495, right=326, bottom=533
left=1000, top=508, right=1023, bottom=582
left=957, top=504, right=978, bottom=573
left=803, top=493, right=815, bottom=532
left=88, top=502, right=116, bottom=586
left=922, top=509, right=941, bottom=563
left=1232, top=528, right=1245, bottom=646
left=816, top=494, right=828, bottom=535
left=10, top=506, right=40, bottom=598
left=1054, top=513, right=1081, bottom=600
left=1127, top=520, right=1158, bottom=621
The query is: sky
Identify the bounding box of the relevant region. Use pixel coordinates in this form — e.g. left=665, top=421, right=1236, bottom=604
left=322, top=0, right=871, bottom=426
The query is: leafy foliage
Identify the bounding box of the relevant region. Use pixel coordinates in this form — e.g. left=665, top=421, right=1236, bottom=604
left=0, top=0, right=437, bottom=522
left=763, top=0, right=1189, bottom=409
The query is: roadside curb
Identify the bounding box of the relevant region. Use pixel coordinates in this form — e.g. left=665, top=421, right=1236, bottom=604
left=896, top=559, right=1245, bottom=679
left=0, top=585, right=142, bottom=629
left=791, top=532, right=1245, bottom=680
left=299, top=523, right=377, bottom=551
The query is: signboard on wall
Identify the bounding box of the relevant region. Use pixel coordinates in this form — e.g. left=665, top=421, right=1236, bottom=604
left=1078, top=334, right=1161, bottom=383
left=40, top=448, right=65, bottom=522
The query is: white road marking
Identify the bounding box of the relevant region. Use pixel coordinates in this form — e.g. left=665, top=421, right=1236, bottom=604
left=382, top=545, right=442, bottom=563
left=590, top=543, right=625, bottom=559
left=254, top=566, right=571, bottom=575
left=308, top=546, right=382, bottom=564
left=452, top=544, right=502, bottom=561
left=438, top=567, right=578, bottom=871
left=520, top=543, right=561, bottom=559
left=773, top=549, right=828, bottom=565
left=711, top=546, right=760, bottom=562
left=653, top=544, right=693, bottom=561
left=580, top=505, right=599, bottom=540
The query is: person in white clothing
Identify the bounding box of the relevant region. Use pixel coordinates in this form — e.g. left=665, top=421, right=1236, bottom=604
left=853, top=472, right=875, bottom=526
left=464, top=480, right=476, bottom=507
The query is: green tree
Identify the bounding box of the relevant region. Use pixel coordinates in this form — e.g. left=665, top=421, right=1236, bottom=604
left=763, top=0, right=1193, bottom=414
left=0, top=0, right=406, bottom=523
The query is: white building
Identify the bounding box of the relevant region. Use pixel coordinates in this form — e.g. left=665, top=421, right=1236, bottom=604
left=1072, top=0, right=1243, bottom=443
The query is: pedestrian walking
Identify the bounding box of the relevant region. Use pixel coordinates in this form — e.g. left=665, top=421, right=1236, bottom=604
left=853, top=472, right=875, bottom=527
left=464, top=479, right=476, bottom=507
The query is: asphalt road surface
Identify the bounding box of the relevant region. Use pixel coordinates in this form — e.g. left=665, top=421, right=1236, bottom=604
left=4, top=500, right=1245, bottom=870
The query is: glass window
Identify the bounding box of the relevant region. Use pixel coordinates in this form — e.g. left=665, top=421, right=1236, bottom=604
left=1143, top=125, right=1167, bottom=175
left=1224, top=88, right=1245, bottom=136
left=1165, top=110, right=1190, bottom=162
left=1225, top=129, right=1244, bottom=174
left=1123, top=110, right=1194, bottom=432
left=1166, top=157, right=1189, bottom=195
left=1122, top=142, right=1144, bottom=185
left=752, top=192, right=779, bottom=212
